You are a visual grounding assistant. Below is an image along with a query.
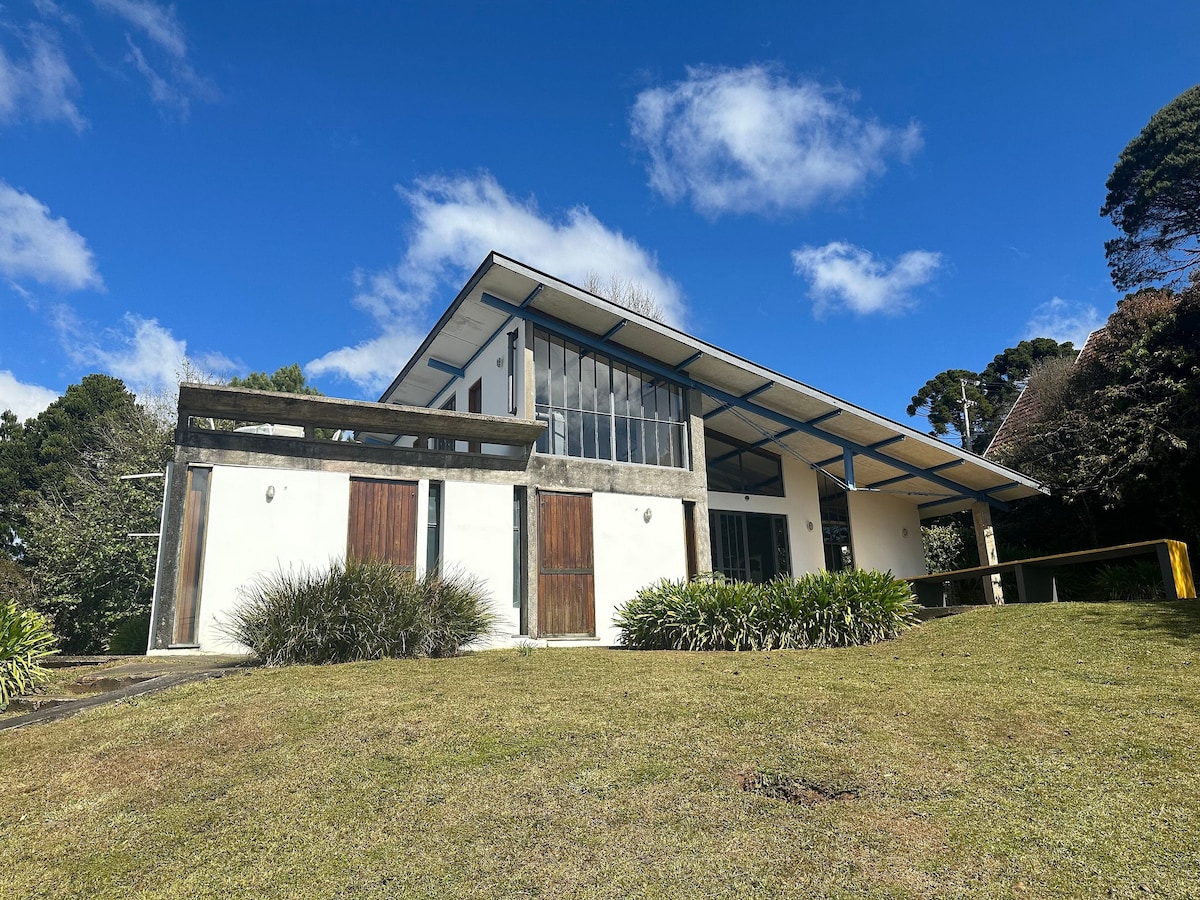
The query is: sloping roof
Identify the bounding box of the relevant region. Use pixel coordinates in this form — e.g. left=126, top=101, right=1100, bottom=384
left=381, top=253, right=1047, bottom=516
left=984, top=331, right=1096, bottom=458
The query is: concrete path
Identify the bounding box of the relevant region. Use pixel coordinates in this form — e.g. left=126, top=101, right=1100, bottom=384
left=1, top=656, right=253, bottom=733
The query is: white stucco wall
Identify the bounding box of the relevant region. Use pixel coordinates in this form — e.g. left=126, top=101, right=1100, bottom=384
left=847, top=491, right=925, bottom=578
left=706, top=453, right=825, bottom=575
left=442, top=481, right=517, bottom=643
left=592, top=493, right=687, bottom=645
left=194, top=465, right=351, bottom=653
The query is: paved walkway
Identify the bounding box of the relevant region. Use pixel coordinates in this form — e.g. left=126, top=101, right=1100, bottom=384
left=1, top=655, right=254, bottom=733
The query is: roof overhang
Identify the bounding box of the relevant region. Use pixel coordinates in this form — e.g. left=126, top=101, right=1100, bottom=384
left=381, top=253, right=1048, bottom=516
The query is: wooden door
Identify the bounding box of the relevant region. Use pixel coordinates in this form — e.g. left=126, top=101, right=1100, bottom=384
left=173, top=466, right=212, bottom=646
left=538, top=491, right=595, bottom=636
left=347, top=478, right=418, bottom=568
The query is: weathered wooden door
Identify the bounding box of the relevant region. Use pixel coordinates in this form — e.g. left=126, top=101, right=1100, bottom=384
left=347, top=477, right=418, bottom=568
left=537, top=491, right=595, bottom=636
left=173, top=466, right=212, bottom=646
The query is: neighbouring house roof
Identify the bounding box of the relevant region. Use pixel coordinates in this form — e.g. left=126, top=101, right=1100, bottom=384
left=984, top=331, right=1097, bottom=459
left=381, top=252, right=1047, bottom=517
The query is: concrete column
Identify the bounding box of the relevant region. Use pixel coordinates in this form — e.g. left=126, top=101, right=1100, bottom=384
left=971, top=501, right=1005, bottom=605
left=686, top=388, right=713, bottom=573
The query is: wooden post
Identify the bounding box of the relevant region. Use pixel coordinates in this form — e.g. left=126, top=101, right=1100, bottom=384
left=971, top=501, right=1005, bottom=605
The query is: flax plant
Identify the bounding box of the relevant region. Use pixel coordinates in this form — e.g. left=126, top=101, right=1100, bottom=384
left=615, top=569, right=918, bottom=651
left=224, top=558, right=495, bottom=665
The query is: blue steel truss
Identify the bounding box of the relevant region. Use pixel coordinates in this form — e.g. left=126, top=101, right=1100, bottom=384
left=479, top=291, right=1017, bottom=510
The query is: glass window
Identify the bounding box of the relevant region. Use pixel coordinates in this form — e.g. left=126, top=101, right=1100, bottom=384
left=709, top=511, right=791, bottom=583
left=426, top=481, right=442, bottom=574
left=532, top=326, right=686, bottom=468
left=705, top=431, right=785, bottom=496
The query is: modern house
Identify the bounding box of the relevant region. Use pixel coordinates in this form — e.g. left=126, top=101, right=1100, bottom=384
left=147, top=253, right=1046, bottom=653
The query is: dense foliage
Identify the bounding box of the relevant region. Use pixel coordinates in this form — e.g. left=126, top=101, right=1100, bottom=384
left=907, top=339, right=1076, bottom=452
left=920, top=523, right=974, bottom=574
left=22, top=404, right=172, bottom=653
left=227, top=363, right=324, bottom=396
left=0, top=598, right=55, bottom=709
left=615, top=570, right=918, bottom=651
left=226, top=558, right=496, bottom=665
left=1101, top=84, right=1200, bottom=291
left=992, top=286, right=1200, bottom=554
left=0, top=375, right=137, bottom=556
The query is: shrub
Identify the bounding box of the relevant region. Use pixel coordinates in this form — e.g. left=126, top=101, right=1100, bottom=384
left=107, top=612, right=151, bottom=655
left=1091, top=562, right=1166, bottom=601
left=1, top=598, right=56, bottom=709
left=224, top=558, right=495, bottom=665
left=615, top=569, right=919, bottom=651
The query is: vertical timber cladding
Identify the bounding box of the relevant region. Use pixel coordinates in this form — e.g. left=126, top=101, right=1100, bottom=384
left=537, top=491, right=596, bottom=637
left=173, top=466, right=212, bottom=646
left=347, top=477, right=418, bottom=568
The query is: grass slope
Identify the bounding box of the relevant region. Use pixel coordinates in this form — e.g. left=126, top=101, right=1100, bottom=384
left=3, top=602, right=1199, bottom=899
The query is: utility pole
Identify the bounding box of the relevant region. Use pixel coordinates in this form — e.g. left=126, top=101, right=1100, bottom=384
left=959, top=378, right=973, bottom=451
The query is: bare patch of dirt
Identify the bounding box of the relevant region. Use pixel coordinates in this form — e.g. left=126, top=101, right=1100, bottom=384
left=737, top=771, right=859, bottom=805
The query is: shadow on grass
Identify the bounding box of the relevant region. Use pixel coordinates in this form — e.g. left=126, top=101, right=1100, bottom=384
left=1096, top=599, right=1200, bottom=644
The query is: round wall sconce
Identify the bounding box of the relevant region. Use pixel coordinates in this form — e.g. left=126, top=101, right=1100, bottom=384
left=496, top=356, right=504, bottom=368
left=265, top=485, right=276, bottom=503
left=806, top=520, right=814, bottom=531
left=643, top=508, right=653, bottom=523
left=902, top=527, right=909, bottom=537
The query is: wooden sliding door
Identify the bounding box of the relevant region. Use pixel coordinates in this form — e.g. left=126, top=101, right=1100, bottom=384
left=537, top=491, right=595, bottom=637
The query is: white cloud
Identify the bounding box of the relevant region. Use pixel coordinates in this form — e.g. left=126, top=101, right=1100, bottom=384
left=93, top=0, right=215, bottom=116
left=792, top=241, right=941, bottom=316
left=0, top=180, right=102, bottom=291
left=0, top=26, right=85, bottom=130
left=308, top=172, right=685, bottom=393
left=630, top=64, right=922, bottom=216
left=1024, top=297, right=1106, bottom=347
left=59, top=311, right=235, bottom=401
left=93, top=0, right=186, bottom=58
left=0, top=370, right=58, bottom=420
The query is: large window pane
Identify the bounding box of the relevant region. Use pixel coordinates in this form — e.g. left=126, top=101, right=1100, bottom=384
left=550, top=337, right=565, bottom=408
left=704, top=431, right=784, bottom=496
left=530, top=326, right=686, bottom=469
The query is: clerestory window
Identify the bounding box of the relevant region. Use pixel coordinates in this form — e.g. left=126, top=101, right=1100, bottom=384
left=533, top=327, right=688, bottom=468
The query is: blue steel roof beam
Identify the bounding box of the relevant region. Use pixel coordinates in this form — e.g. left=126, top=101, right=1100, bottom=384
left=675, top=350, right=703, bottom=371
left=479, top=292, right=1010, bottom=510
left=813, top=434, right=906, bottom=469
left=427, top=358, right=465, bottom=378
left=843, top=448, right=856, bottom=490
left=919, top=481, right=1020, bottom=511
left=519, top=284, right=544, bottom=307
left=880, top=459, right=967, bottom=492
left=426, top=314, right=519, bottom=406
left=703, top=381, right=774, bottom=421
left=602, top=319, right=628, bottom=341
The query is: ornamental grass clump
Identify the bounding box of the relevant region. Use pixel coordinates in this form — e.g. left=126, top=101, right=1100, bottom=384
left=615, top=569, right=918, bottom=651
left=1, top=598, right=56, bottom=709
left=225, top=558, right=495, bottom=666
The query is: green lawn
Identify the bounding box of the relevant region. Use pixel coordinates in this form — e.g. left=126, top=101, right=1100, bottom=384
left=3, top=602, right=1199, bottom=899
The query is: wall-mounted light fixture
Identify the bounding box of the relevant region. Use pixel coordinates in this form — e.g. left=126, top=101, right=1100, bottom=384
left=496, top=356, right=504, bottom=368
left=806, top=520, right=814, bottom=531
left=643, top=508, right=653, bottom=523
left=266, top=485, right=276, bottom=503
left=902, top=527, right=909, bottom=537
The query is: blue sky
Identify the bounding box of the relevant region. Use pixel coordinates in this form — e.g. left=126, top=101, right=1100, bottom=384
left=1, top=1, right=1197, bottom=435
